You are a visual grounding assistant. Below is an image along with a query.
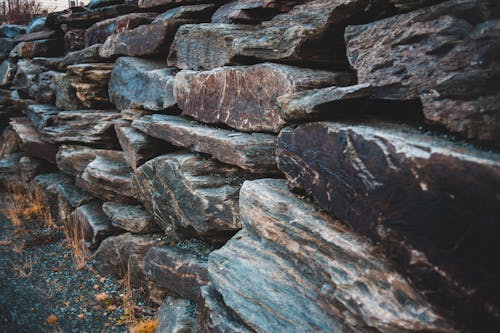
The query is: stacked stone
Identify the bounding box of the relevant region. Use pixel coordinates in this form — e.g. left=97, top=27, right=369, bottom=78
left=0, top=0, right=499, bottom=332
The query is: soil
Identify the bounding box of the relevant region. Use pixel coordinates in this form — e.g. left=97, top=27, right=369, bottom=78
left=0, top=198, right=157, bottom=333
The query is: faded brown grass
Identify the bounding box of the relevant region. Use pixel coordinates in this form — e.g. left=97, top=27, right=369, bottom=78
left=61, top=216, right=90, bottom=270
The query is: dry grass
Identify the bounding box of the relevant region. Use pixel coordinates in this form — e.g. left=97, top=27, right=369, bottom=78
left=12, top=255, right=34, bottom=278
left=61, top=216, right=90, bottom=270
left=128, top=319, right=159, bottom=333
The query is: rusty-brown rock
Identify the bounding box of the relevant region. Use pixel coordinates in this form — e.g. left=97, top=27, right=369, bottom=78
left=345, top=0, right=500, bottom=145
left=84, top=12, right=157, bottom=47
left=209, top=179, right=456, bottom=332
left=277, top=121, right=500, bottom=331
left=132, top=153, right=254, bottom=240
left=174, top=63, right=353, bottom=132
left=9, top=39, right=65, bottom=59
left=143, top=240, right=214, bottom=300
left=132, top=114, right=278, bottom=174
left=66, top=63, right=114, bottom=109
left=99, top=19, right=196, bottom=58
left=10, top=117, right=58, bottom=164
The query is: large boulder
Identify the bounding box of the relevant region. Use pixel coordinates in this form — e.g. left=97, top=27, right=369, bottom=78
left=209, top=179, right=455, bottom=332
left=174, top=63, right=353, bottom=132
left=277, top=121, right=500, bottom=330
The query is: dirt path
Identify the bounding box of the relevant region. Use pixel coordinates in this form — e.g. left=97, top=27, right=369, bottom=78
left=0, top=199, right=152, bottom=333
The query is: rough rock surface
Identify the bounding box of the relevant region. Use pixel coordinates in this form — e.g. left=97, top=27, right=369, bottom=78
left=345, top=0, right=500, bottom=145
left=156, top=296, right=197, bottom=333
left=0, top=60, right=16, bottom=87
left=64, top=44, right=109, bottom=66
left=76, top=150, right=137, bottom=203
left=115, top=120, right=174, bottom=169
left=102, top=201, right=160, bottom=233
left=93, top=232, right=161, bottom=281
left=10, top=39, right=65, bottom=59
left=132, top=153, right=253, bottom=240
left=39, top=109, right=120, bottom=148
left=143, top=241, right=213, bottom=300
left=209, top=179, right=455, bottom=332
left=153, top=4, right=217, bottom=23
left=133, top=114, right=277, bottom=173
left=100, top=19, right=197, bottom=58
left=108, top=57, right=178, bottom=111
left=277, top=121, right=500, bottom=329
left=174, top=63, right=353, bottom=132
left=0, top=126, right=21, bottom=158
left=56, top=144, right=117, bottom=176
left=72, top=201, right=117, bottom=249
left=197, top=285, right=254, bottom=333
left=10, top=118, right=58, bottom=164
left=85, top=12, right=157, bottom=47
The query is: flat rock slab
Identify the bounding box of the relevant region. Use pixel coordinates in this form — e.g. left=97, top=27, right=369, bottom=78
left=93, top=233, right=161, bottom=282
left=132, top=153, right=254, bottom=240
left=109, top=57, right=177, bottom=111
left=46, top=4, right=141, bottom=29
left=100, top=19, right=196, bottom=58
left=174, top=63, right=353, bottom=132
left=209, top=179, right=455, bottom=332
left=77, top=150, right=137, bottom=203
left=0, top=24, right=26, bottom=38
left=212, top=0, right=306, bottom=24
left=133, top=114, right=278, bottom=174
left=345, top=0, right=500, bottom=145
left=85, top=12, right=157, bottom=47
left=13, top=30, right=60, bottom=43
left=138, top=0, right=225, bottom=8
left=10, top=39, right=65, bottom=59
left=153, top=4, right=217, bottom=23
left=277, top=121, right=500, bottom=330
left=40, top=109, right=120, bottom=148
left=26, top=104, right=60, bottom=130
left=115, top=120, right=174, bottom=169
left=56, top=181, right=94, bottom=227
left=197, top=285, right=254, bottom=333
left=56, top=144, right=118, bottom=176
left=156, top=296, right=196, bottom=333
left=64, top=44, right=109, bottom=66
left=102, top=201, right=160, bottom=233
left=9, top=117, right=58, bottom=164
left=72, top=201, right=117, bottom=249
left=143, top=241, right=214, bottom=300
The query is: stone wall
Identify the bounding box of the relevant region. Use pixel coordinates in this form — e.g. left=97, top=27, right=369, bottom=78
left=0, top=0, right=499, bottom=332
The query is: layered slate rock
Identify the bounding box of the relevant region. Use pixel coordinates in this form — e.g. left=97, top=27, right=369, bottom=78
left=210, top=179, right=455, bottom=332
left=84, top=12, right=157, bottom=47
left=102, top=202, right=160, bottom=233
left=46, top=4, right=140, bottom=29
left=32, top=172, right=73, bottom=222
left=100, top=19, right=196, bottom=58
left=77, top=150, right=137, bottom=203
left=10, top=118, right=58, bottom=164
left=56, top=144, right=117, bottom=176
left=345, top=0, right=500, bottom=145
left=174, top=63, right=353, bottom=132
left=277, top=121, right=500, bottom=330
left=132, top=153, right=253, bottom=240
left=26, top=104, right=60, bottom=130
left=40, top=109, right=120, bottom=148
left=156, top=297, right=196, bottom=333
left=63, top=44, right=108, bottom=66
left=13, top=30, right=60, bottom=43
left=9, top=39, right=65, bottom=59
left=28, top=70, right=59, bottom=104
left=0, top=60, right=16, bottom=87
left=108, top=57, right=177, bottom=111
left=133, top=114, right=277, bottom=174
left=56, top=181, right=94, bottom=227
left=11, top=59, right=47, bottom=95
left=64, top=29, right=86, bottom=52
left=138, top=0, right=225, bottom=8
left=93, top=233, right=161, bottom=282
left=52, top=72, right=85, bottom=110
left=72, top=201, right=117, bottom=249
left=211, top=0, right=307, bottom=24
left=115, top=120, right=174, bottom=169
left=0, top=126, right=21, bottom=158
left=197, top=285, right=254, bottom=333
left=168, top=0, right=424, bottom=70
left=152, top=4, right=217, bottom=23
left=143, top=241, right=213, bottom=300
left=66, top=63, right=114, bottom=109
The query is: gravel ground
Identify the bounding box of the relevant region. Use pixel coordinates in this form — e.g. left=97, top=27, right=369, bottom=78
left=0, top=199, right=157, bottom=333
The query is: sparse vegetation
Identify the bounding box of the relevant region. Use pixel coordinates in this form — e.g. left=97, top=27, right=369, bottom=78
left=0, top=0, right=44, bottom=25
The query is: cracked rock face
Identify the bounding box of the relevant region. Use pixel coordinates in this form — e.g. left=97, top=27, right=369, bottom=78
left=277, top=121, right=500, bottom=330
left=209, top=179, right=455, bottom=333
